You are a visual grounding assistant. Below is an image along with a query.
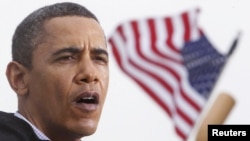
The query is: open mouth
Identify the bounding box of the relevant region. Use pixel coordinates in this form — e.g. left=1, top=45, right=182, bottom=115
left=76, top=94, right=99, bottom=104
left=75, top=92, right=99, bottom=104
left=73, top=92, right=100, bottom=112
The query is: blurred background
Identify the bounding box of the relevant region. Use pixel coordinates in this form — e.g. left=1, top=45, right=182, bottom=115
left=0, top=1, right=249, bottom=141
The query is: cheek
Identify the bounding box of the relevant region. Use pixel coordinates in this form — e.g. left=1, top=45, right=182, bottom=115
left=100, top=68, right=109, bottom=95
left=32, top=68, right=74, bottom=100
left=99, top=67, right=109, bottom=84
left=51, top=73, right=75, bottom=95
left=48, top=66, right=75, bottom=84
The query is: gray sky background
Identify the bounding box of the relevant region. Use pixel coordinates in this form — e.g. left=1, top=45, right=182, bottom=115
left=0, top=1, right=249, bottom=141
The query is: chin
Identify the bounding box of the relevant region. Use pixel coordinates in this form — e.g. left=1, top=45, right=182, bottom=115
left=82, top=127, right=97, bottom=136
left=75, top=120, right=99, bottom=137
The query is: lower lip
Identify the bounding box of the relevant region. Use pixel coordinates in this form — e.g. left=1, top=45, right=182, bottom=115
left=73, top=103, right=99, bottom=112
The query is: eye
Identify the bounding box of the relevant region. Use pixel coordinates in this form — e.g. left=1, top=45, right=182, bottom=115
left=57, top=55, right=77, bottom=63
left=93, top=55, right=108, bottom=64
left=61, top=56, right=75, bottom=60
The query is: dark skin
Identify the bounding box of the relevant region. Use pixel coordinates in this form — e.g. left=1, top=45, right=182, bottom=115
left=6, top=16, right=109, bottom=141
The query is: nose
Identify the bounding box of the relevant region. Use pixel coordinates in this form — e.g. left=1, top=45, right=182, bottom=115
left=75, top=57, right=98, bottom=84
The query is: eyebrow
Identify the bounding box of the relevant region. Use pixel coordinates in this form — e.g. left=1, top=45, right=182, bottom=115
left=91, top=48, right=109, bottom=57
left=52, top=46, right=108, bottom=57
left=52, top=47, right=81, bottom=56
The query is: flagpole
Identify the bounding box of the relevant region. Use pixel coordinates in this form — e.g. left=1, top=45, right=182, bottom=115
left=194, top=32, right=241, bottom=141
left=195, top=93, right=235, bottom=141
left=227, top=31, right=241, bottom=57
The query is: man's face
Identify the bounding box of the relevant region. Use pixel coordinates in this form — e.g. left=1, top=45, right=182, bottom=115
left=26, top=16, right=109, bottom=139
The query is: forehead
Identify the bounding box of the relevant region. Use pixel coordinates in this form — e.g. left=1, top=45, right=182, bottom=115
left=33, top=16, right=107, bottom=59
left=44, top=16, right=103, bottom=33
left=40, top=16, right=106, bottom=48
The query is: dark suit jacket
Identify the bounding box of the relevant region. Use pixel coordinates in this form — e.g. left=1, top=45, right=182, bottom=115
left=0, top=111, right=48, bottom=141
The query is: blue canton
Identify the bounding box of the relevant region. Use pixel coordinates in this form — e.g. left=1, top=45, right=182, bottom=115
left=181, top=35, right=227, bottom=99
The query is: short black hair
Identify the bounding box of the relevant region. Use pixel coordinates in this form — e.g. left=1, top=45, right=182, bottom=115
left=12, top=2, right=99, bottom=69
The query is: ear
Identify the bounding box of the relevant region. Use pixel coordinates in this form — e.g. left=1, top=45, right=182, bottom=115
left=6, top=61, right=29, bottom=96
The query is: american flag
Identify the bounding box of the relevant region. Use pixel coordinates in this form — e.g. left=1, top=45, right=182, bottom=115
left=108, top=8, right=234, bottom=140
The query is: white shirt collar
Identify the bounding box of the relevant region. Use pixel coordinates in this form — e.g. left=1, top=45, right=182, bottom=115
left=14, top=112, right=50, bottom=140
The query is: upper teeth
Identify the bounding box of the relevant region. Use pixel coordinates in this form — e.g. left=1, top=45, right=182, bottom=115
left=82, top=97, right=93, bottom=100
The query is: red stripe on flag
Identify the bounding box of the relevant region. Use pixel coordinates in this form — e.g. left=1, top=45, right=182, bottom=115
left=175, top=125, right=186, bottom=140
left=165, top=17, right=180, bottom=53
left=109, top=38, right=173, bottom=117
left=182, top=12, right=191, bottom=42
left=108, top=8, right=207, bottom=141
left=131, top=21, right=174, bottom=94
left=147, top=18, right=182, bottom=64
left=180, top=86, right=202, bottom=112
